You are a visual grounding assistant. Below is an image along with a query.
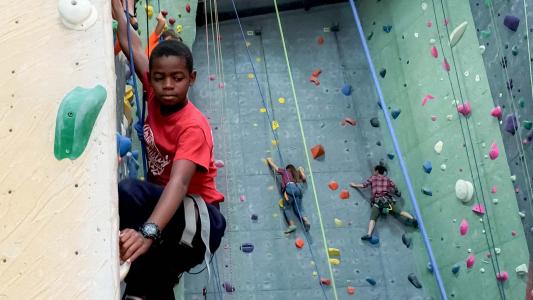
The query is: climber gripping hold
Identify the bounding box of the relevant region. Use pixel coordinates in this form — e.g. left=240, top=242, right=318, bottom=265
left=350, top=165, right=418, bottom=242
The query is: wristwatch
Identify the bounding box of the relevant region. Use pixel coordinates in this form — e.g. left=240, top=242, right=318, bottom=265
left=139, top=222, right=161, bottom=242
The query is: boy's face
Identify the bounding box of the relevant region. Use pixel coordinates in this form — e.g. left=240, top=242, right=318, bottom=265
left=149, top=55, right=196, bottom=106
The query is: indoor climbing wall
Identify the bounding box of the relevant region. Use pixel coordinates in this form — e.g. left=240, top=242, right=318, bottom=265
left=468, top=0, right=533, bottom=255
left=184, top=3, right=439, bottom=299
left=0, top=0, right=120, bottom=299
left=358, top=0, right=529, bottom=299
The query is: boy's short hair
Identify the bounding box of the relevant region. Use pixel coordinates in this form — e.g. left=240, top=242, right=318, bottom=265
left=161, top=29, right=182, bottom=42
left=374, top=165, right=387, bottom=175
left=149, top=40, right=193, bottom=73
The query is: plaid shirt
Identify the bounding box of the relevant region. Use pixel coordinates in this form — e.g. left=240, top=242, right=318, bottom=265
left=362, top=175, right=396, bottom=199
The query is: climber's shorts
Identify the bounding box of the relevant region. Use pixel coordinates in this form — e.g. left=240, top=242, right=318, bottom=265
left=370, top=197, right=401, bottom=221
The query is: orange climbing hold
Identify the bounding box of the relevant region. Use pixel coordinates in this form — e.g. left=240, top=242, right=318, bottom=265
left=295, top=238, right=305, bottom=249
left=311, top=144, right=325, bottom=159
left=341, top=117, right=356, bottom=126
left=320, top=278, right=331, bottom=286
left=317, top=36, right=325, bottom=45
left=310, top=69, right=322, bottom=86
left=328, top=181, right=339, bottom=191
left=347, top=286, right=356, bottom=295
left=339, top=189, right=350, bottom=200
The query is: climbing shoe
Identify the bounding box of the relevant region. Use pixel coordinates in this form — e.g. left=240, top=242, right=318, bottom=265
left=284, top=225, right=297, bottom=234
left=361, top=234, right=372, bottom=241
left=303, top=217, right=311, bottom=232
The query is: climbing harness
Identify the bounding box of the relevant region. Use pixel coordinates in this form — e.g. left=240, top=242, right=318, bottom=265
left=347, top=1, right=448, bottom=299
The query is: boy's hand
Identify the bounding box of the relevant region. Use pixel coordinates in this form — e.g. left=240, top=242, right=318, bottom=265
left=350, top=182, right=361, bottom=189
left=119, top=229, right=153, bottom=262
left=156, top=12, right=165, bottom=22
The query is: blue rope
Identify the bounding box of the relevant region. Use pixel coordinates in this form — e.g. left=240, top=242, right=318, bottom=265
left=347, top=1, right=448, bottom=299
left=124, top=0, right=148, bottom=178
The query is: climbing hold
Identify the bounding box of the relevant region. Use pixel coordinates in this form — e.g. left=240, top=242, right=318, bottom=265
left=328, top=181, right=339, bottom=191
left=145, top=4, right=154, bottom=18
left=496, top=271, right=508, bottom=282
left=161, top=9, right=168, bottom=17
left=422, top=94, right=435, bottom=106
left=54, top=85, right=107, bottom=160
left=272, top=120, right=279, bottom=130
left=169, top=17, right=176, bottom=25
left=408, top=273, right=422, bottom=289
left=370, top=117, right=380, bottom=128
left=311, top=144, right=325, bottom=159
left=480, top=29, right=492, bottom=39
left=278, top=97, right=286, bottom=104
left=366, top=277, right=377, bottom=286
left=452, top=264, right=461, bottom=274
left=480, top=268, right=485, bottom=273
left=516, top=264, right=528, bottom=275
left=434, top=141, right=443, bottom=154
left=455, top=179, right=474, bottom=203
left=512, top=230, right=517, bottom=236
left=421, top=188, right=433, bottom=196
left=422, top=161, right=432, bottom=174
left=116, top=134, right=132, bottom=157
left=442, top=58, right=450, bottom=72
left=341, top=117, right=356, bottom=126
left=369, top=235, right=380, bottom=244
left=379, top=68, right=387, bottom=78
left=215, top=160, right=225, bottom=168
left=222, top=282, right=235, bottom=293
left=494, top=247, right=501, bottom=255
left=383, top=25, right=392, bottom=33
left=247, top=73, right=255, bottom=79
left=240, top=243, right=254, bottom=253
left=387, top=153, right=395, bottom=160
left=185, top=3, right=191, bottom=13
left=295, top=238, right=305, bottom=249
left=339, top=189, right=350, bottom=200
left=347, top=286, right=356, bottom=295
left=460, top=219, right=469, bottom=235
left=328, top=248, right=340, bottom=257
left=479, top=45, right=486, bottom=54
left=472, top=203, right=485, bottom=215
left=504, top=15, right=520, bottom=32
left=490, top=106, right=502, bottom=119
left=519, top=211, right=526, bottom=218
left=440, top=164, right=446, bottom=171
left=430, top=46, right=438, bottom=58
left=391, top=108, right=401, bottom=119
left=320, top=278, right=331, bottom=286
left=491, top=186, right=497, bottom=193
left=259, top=107, right=267, bottom=113
left=176, top=24, right=183, bottom=33
left=489, top=143, right=499, bottom=160
left=329, top=258, right=340, bottom=265
left=504, top=114, right=518, bottom=135
left=208, top=74, right=216, bottom=81
left=341, top=84, right=352, bottom=96
left=512, top=45, right=519, bottom=56
left=334, top=218, right=343, bottom=227
left=457, top=101, right=471, bottom=117
left=427, top=263, right=434, bottom=273
left=523, top=120, right=532, bottom=130
left=402, top=233, right=412, bottom=248
left=309, top=69, right=322, bottom=86
left=317, top=36, right=325, bottom=45
left=58, top=0, right=98, bottom=30
left=427, top=20, right=433, bottom=27
left=466, top=255, right=475, bottom=269
left=449, top=21, right=468, bottom=48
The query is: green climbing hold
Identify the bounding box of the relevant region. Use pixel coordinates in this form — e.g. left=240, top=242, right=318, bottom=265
left=524, top=121, right=533, bottom=130
left=484, top=0, right=492, bottom=7
left=480, top=29, right=492, bottom=39
left=519, top=97, right=525, bottom=108
left=54, top=85, right=107, bottom=160
left=367, top=31, right=374, bottom=41
left=512, top=45, right=518, bottom=56
left=112, top=20, right=118, bottom=33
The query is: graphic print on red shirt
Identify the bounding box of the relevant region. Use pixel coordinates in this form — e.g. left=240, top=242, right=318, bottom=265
left=141, top=73, right=224, bottom=204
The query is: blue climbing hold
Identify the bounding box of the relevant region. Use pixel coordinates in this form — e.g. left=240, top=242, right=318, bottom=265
left=452, top=264, right=460, bottom=274
left=503, top=15, right=520, bottom=32
left=504, top=113, right=518, bottom=135
left=387, top=153, right=395, bottom=160
left=240, top=243, right=254, bottom=253
left=117, top=133, right=132, bottom=157
left=251, top=214, right=258, bottom=221
left=423, top=160, right=432, bottom=174
left=379, top=68, right=387, bottom=78
left=341, top=84, right=352, bottom=96
left=422, top=187, right=433, bottom=196
left=383, top=25, right=392, bottom=33
left=366, top=277, right=377, bottom=286
left=391, top=108, right=401, bottom=119
left=369, top=235, right=380, bottom=245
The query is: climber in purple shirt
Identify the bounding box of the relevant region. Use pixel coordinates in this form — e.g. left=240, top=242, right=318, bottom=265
left=266, top=158, right=311, bottom=233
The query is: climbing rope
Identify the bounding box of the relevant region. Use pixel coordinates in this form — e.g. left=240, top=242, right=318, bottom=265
left=431, top=1, right=505, bottom=298
left=347, top=1, right=448, bottom=299
left=523, top=0, right=533, bottom=108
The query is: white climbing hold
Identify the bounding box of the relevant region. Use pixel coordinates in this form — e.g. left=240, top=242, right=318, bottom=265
left=480, top=45, right=486, bottom=54
left=414, top=32, right=419, bottom=38
left=481, top=142, right=486, bottom=148
left=493, top=198, right=499, bottom=204
left=519, top=211, right=526, bottom=218
left=447, top=115, right=453, bottom=121
left=119, top=260, right=131, bottom=282
left=455, top=179, right=474, bottom=203
left=58, top=0, right=98, bottom=30
left=450, top=21, right=468, bottom=48
left=480, top=268, right=485, bottom=273
left=475, top=75, right=480, bottom=82
left=510, top=175, right=517, bottom=181
left=429, top=38, right=437, bottom=44
left=516, top=264, right=528, bottom=275
left=434, top=141, right=443, bottom=154
left=440, top=164, right=446, bottom=171
left=421, top=2, right=428, bottom=10
left=494, top=248, right=501, bottom=255
left=334, top=218, right=343, bottom=227
left=467, top=248, right=472, bottom=253
left=464, top=71, right=469, bottom=77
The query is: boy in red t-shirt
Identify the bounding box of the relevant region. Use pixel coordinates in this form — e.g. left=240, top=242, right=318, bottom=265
left=112, top=1, right=226, bottom=298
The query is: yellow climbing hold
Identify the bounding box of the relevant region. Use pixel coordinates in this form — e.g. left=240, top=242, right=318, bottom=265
left=278, top=97, right=286, bottom=104
left=246, top=41, right=251, bottom=47
left=272, top=120, right=279, bottom=130
left=256, top=57, right=262, bottom=62
left=124, top=85, right=133, bottom=103
left=176, top=25, right=183, bottom=33
left=329, top=258, right=340, bottom=265
left=278, top=199, right=284, bottom=208
left=312, top=271, right=318, bottom=277
left=145, top=5, right=154, bottom=18
left=328, top=248, right=340, bottom=257
left=248, top=73, right=255, bottom=79
left=260, top=107, right=267, bottom=113
left=272, top=139, right=278, bottom=146
left=334, top=218, right=343, bottom=227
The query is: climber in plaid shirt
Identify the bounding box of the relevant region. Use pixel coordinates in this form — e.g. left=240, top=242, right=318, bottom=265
left=351, top=165, right=418, bottom=241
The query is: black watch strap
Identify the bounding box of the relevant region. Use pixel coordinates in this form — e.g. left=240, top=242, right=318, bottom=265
left=140, top=222, right=161, bottom=241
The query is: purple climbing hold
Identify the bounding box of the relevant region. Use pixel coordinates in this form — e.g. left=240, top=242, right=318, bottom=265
left=408, top=273, right=422, bottom=289
left=379, top=68, right=387, bottom=78
left=452, top=263, right=460, bottom=274
left=370, top=117, right=380, bottom=128
left=391, top=108, right=401, bottom=119
left=341, top=84, right=352, bottom=96
left=423, top=160, right=432, bottom=174
left=383, top=25, right=392, bottom=33
left=504, top=114, right=518, bottom=135
left=402, top=233, right=412, bottom=248
left=251, top=214, right=258, bottom=221
left=222, top=282, right=235, bottom=293
left=240, top=243, right=254, bottom=253
left=366, top=277, right=377, bottom=286
left=387, top=153, right=395, bottom=160
left=504, top=15, right=520, bottom=32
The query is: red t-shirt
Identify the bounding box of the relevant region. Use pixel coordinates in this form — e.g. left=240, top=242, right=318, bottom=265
left=141, top=74, right=224, bottom=204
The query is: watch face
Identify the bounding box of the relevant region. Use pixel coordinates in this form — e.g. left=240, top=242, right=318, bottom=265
left=144, top=223, right=157, bottom=235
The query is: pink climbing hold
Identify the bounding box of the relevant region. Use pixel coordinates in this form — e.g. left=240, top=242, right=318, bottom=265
left=472, top=203, right=485, bottom=215
left=431, top=115, right=437, bottom=121
left=466, top=255, right=475, bottom=269
left=496, top=271, right=508, bottom=282
left=491, top=186, right=497, bottom=193
left=489, top=143, right=499, bottom=160
left=422, top=94, right=435, bottom=106
left=427, top=20, right=433, bottom=28
left=460, top=219, right=469, bottom=236
left=444, top=19, right=449, bottom=26
left=442, top=58, right=450, bottom=72
left=431, top=46, right=439, bottom=58
left=512, top=230, right=517, bottom=236
left=219, top=82, right=225, bottom=88
left=490, top=106, right=502, bottom=119
left=240, top=195, right=246, bottom=202
left=209, top=74, right=216, bottom=81
left=457, top=101, right=471, bottom=116
left=215, top=160, right=225, bottom=168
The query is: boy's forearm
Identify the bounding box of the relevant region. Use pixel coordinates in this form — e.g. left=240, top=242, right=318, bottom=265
left=155, top=17, right=166, bottom=35
left=147, top=178, right=187, bottom=231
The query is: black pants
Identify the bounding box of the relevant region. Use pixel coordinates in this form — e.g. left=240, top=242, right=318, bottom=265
left=118, top=179, right=226, bottom=300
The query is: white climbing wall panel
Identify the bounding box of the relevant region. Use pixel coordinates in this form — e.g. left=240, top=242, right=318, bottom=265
left=0, top=0, right=119, bottom=299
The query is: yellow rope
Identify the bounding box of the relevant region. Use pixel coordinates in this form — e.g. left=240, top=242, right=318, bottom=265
left=272, top=1, right=338, bottom=298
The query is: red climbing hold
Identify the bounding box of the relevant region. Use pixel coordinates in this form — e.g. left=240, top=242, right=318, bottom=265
left=341, top=117, right=356, bottom=126
left=169, top=17, right=176, bottom=25
left=472, top=203, right=485, bottom=215
left=320, top=278, right=331, bottom=286
left=317, top=36, right=325, bottom=45
left=328, top=181, right=339, bottom=191
left=466, top=255, right=475, bottom=269
left=295, top=238, right=304, bottom=249
left=347, top=286, right=356, bottom=295
left=310, top=69, right=322, bottom=86
left=431, top=46, right=438, bottom=58
left=496, top=271, right=508, bottom=282
left=339, top=189, right=350, bottom=200
left=490, top=106, right=502, bottom=119
left=422, top=94, right=434, bottom=106
left=186, top=3, right=191, bottom=13
left=427, top=20, right=433, bottom=28
left=491, top=186, right=497, bottom=193
left=161, top=9, right=168, bottom=17
left=460, top=219, right=469, bottom=235
left=311, top=144, right=325, bottom=159
left=457, top=101, right=471, bottom=117
left=512, top=231, right=517, bottom=236
left=442, top=58, right=450, bottom=72
left=489, top=143, right=499, bottom=160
